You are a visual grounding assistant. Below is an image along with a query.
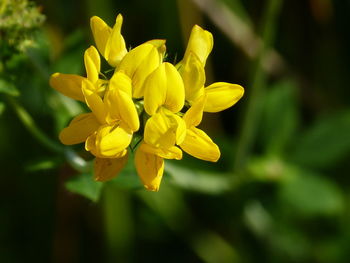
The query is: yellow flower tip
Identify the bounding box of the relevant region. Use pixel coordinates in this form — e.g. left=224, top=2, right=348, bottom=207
left=147, top=39, right=167, bottom=57
left=94, top=155, right=128, bottom=182
left=90, top=15, right=103, bottom=25
left=144, top=184, right=160, bottom=192
left=183, top=24, right=214, bottom=66
left=59, top=113, right=100, bottom=146
left=204, top=82, right=245, bottom=113
left=84, top=46, right=101, bottom=84
left=180, top=127, right=221, bottom=162
left=135, top=147, right=164, bottom=192
left=115, top=13, right=123, bottom=23
left=49, top=72, right=85, bottom=102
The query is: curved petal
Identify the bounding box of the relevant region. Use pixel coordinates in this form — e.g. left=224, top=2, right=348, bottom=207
left=204, top=82, right=244, bottom=112
left=94, top=154, right=128, bottom=182
left=139, top=142, right=182, bottom=160
left=146, top=39, right=166, bottom=60
left=178, top=52, right=205, bottom=102
left=144, top=62, right=185, bottom=115
left=49, top=73, right=85, bottom=102
left=117, top=43, right=162, bottom=98
left=180, top=127, right=220, bottom=162
left=82, top=79, right=107, bottom=123
left=183, top=94, right=206, bottom=128
left=95, top=123, right=133, bottom=158
left=144, top=109, right=186, bottom=149
left=104, top=14, right=127, bottom=67
left=105, top=72, right=139, bottom=131
left=135, top=147, right=164, bottom=191
left=109, top=71, right=132, bottom=96
left=84, top=46, right=100, bottom=84
left=59, top=113, right=100, bottom=145
left=85, top=131, right=128, bottom=159
left=90, top=16, right=112, bottom=59
left=183, top=25, right=213, bottom=66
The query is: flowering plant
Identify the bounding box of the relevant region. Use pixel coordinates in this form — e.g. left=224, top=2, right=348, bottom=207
left=50, top=14, right=244, bottom=191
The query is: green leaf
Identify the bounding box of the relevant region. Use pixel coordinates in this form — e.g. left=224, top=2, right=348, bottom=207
left=65, top=173, right=103, bottom=202
left=260, top=79, right=299, bottom=154
left=290, top=110, right=350, bottom=169
left=25, top=157, right=62, bottom=172
left=279, top=171, right=343, bottom=217
left=165, top=161, right=233, bottom=194
left=0, top=78, right=20, bottom=96
left=247, top=155, right=289, bottom=182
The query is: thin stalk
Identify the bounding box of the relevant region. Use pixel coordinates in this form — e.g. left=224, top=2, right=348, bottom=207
left=234, top=0, right=283, bottom=171
left=7, top=96, right=64, bottom=153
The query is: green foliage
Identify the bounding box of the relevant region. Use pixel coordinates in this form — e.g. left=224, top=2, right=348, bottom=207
left=2, top=0, right=350, bottom=262
left=165, top=161, right=234, bottom=194
left=279, top=171, right=344, bottom=217
left=0, top=101, right=5, bottom=115
left=290, top=110, right=350, bottom=169
left=65, top=173, right=103, bottom=202
left=0, top=78, right=19, bottom=96
left=260, top=79, right=299, bottom=154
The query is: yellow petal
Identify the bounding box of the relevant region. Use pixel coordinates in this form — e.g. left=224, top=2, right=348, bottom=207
left=59, top=113, right=100, bottom=145
left=139, top=142, right=182, bottom=160
left=146, top=39, right=166, bottom=60
left=183, top=95, right=206, bottom=127
left=105, top=14, right=127, bottom=67
left=117, top=43, right=162, bottom=98
left=180, top=127, right=220, bottom=162
left=85, top=131, right=128, bottom=159
left=109, top=71, right=132, bottom=96
left=135, top=147, right=164, bottom=191
left=95, top=123, right=132, bottom=158
left=90, top=16, right=112, bottom=59
left=144, top=108, right=186, bottom=149
left=82, top=79, right=107, bottom=123
left=204, top=82, right=244, bottom=112
left=94, top=154, right=128, bottom=182
left=49, top=73, right=85, bottom=102
left=183, top=25, right=213, bottom=66
left=84, top=46, right=100, bottom=84
left=105, top=72, right=139, bottom=131
left=178, top=52, right=205, bottom=102
left=144, top=62, right=185, bottom=115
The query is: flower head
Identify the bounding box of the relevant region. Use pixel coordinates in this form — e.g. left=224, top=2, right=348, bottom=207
left=50, top=14, right=244, bottom=191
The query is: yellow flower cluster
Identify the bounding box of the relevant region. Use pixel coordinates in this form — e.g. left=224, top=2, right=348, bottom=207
left=50, top=14, right=244, bottom=191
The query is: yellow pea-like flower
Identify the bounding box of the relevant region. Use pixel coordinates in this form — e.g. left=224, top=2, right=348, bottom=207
left=90, top=14, right=127, bottom=67
left=51, top=14, right=244, bottom=191
left=117, top=41, right=165, bottom=98
left=180, top=95, right=220, bottom=162
left=179, top=25, right=245, bottom=113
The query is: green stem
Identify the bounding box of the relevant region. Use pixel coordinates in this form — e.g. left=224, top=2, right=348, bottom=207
left=7, top=96, right=64, bottom=153
left=234, top=0, right=283, bottom=171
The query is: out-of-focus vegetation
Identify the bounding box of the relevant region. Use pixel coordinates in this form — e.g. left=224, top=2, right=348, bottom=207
left=1, top=0, right=350, bottom=262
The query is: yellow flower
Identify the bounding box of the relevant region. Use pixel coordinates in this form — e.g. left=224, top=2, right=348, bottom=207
left=50, top=45, right=106, bottom=102
left=178, top=25, right=244, bottom=112
left=134, top=62, right=186, bottom=191
left=90, top=14, right=127, bottom=67
left=90, top=14, right=166, bottom=98
left=50, top=14, right=244, bottom=192
left=179, top=95, right=220, bottom=162
left=50, top=46, right=139, bottom=181
left=117, top=40, right=166, bottom=98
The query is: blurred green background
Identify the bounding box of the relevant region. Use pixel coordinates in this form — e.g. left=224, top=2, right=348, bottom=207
left=1, top=0, right=350, bottom=262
